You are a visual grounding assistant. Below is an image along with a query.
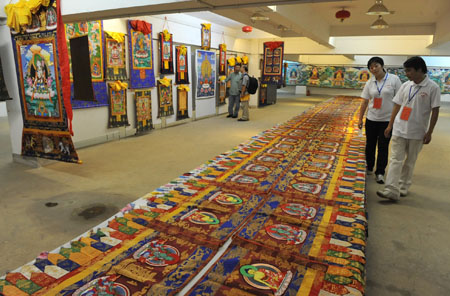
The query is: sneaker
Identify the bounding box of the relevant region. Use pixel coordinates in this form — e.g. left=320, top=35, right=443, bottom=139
left=400, top=188, right=408, bottom=197
left=238, top=118, right=249, bottom=121
left=375, top=174, right=384, bottom=184
left=376, top=189, right=399, bottom=201
left=232, top=115, right=238, bottom=118
left=366, top=170, right=373, bottom=175
left=226, top=114, right=233, bottom=118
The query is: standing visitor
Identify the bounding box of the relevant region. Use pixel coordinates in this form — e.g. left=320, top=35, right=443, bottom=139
left=377, top=56, right=440, bottom=201
left=238, top=65, right=250, bottom=122
left=225, top=64, right=242, bottom=118
left=359, top=57, right=402, bottom=184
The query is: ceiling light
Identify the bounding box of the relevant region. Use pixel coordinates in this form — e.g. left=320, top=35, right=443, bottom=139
left=250, top=13, right=269, bottom=21
left=277, top=25, right=288, bottom=31
left=366, top=0, right=390, bottom=15
left=370, top=15, right=389, bottom=29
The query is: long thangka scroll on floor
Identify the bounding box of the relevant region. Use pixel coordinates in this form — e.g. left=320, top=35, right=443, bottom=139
left=262, top=41, right=284, bottom=85
left=135, top=89, right=153, bottom=134
left=157, top=77, right=174, bottom=117
left=104, top=31, right=127, bottom=81
left=2, top=95, right=369, bottom=295
left=176, top=85, right=189, bottom=120
left=196, top=49, right=216, bottom=99
left=175, top=45, right=189, bottom=84
left=65, top=20, right=108, bottom=109
left=0, top=57, right=12, bottom=101
left=128, top=20, right=156, bottom=89
left=107, top=81, right=129, bottom=128
left=159, top=30, right=174, bottom=74
left=8, top=0, right=79, bottom=163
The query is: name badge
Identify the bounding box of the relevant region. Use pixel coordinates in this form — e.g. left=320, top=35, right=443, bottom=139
left=400, top=106, right=412, bottom=121
left=373, top=97, right=382, bottom=109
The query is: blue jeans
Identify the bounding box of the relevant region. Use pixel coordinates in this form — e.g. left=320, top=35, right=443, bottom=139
left=228, top=95, right=240, bottom=116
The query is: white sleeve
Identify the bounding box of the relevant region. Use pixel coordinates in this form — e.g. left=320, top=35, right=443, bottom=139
left=393, top=82, right=406, bottom=105
left=360, top=81, right=370, bottom=100
left=430, top=83, right=441, bottom=108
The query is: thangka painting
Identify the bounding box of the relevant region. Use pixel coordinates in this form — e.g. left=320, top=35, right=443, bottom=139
left=218, top=81, right=226, bottom=106
left=262, top=41, right=284, bottom=84
left=201, top=23, right=211, bottom=50
left=219, top=44, right=227, bottom=76
left=107, top=83, right=129, bottom=128
left=157, top=80, right=174, bottom=117
left=195, top=49, right=216, bottom=99
left=105, top=32, right=127, bottom=81
left=285, top=61, right=300, bottom=86
left=177, top=88, right=189, bottom=120
left=65, top=20, right=108, bottom=109
left=11, top=2, right=79, bottom=163
left=175, top=45, right=189, bottom=84
left=0, top=56, right=12, bottom=101
left=128, top=20, right=156, bottom=89
left=135, top=90, right=153, bottom=134
left=159, top=31, right=174, bottom=74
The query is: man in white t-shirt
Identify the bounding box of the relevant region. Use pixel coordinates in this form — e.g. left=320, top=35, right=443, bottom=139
left=377, top=56, right=440, bottom=201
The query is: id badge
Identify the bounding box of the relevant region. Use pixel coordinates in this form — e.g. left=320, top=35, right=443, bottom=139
left=400, top=106, right=412, bottom=121
left=373, top=97, right=382, bottom=109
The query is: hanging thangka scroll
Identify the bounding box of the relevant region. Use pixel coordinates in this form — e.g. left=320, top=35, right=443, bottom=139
left=196, top=49, right=216, bottom=99
left=177, top=85, right=189, bottom=120
left=0, top=57, right=12, bottom=101
left=201, top=23, right=211, bottom=50
left=218, top=43, right=227, bottom=76
left=8, top=0, right=79, bottom=163
left=107, top=81, right=129, bottom=128
left=104, top=31, right=127, bottom=81
left=65, top=20, right=108, bottom=109
left=128, top=20, right=156, bottom=89
left=175, top=45, right=189, bottom=84
left=157, top=77, right=174, bottom=117
left=218, top=80, right=226, bottom=106
left=159, top=30, right=174, bottom=74
left=135, top=89, right=152, bottom=134
left=262, top=41, right=284, bottom=85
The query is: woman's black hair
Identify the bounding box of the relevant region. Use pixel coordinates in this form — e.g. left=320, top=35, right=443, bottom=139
left=403, top=56, right=427, bottom=73
left=367, top=56, right=384, bottom=69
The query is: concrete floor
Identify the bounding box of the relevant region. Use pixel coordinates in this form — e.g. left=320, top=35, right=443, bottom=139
left=0, top=95, right=449, bottom=295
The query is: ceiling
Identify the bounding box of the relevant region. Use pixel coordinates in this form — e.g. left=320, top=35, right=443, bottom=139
left=61, top=0, right=450, bottom=50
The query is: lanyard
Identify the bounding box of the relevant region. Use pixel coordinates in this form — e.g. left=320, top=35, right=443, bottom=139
left=407, top=85, right=421, bottom=105
left=375, top=73, right=388, bottom=96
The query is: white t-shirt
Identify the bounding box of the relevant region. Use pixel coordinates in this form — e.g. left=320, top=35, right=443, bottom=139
left=392, top=76, right=441, bottom=140
left=360, top=72, right=402, bottom=121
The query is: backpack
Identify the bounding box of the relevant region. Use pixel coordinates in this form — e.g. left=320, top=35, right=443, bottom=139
left=245, top=74, right=258, bottom=94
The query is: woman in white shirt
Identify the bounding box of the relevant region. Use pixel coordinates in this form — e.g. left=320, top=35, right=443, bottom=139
left=359, top=57, right=402, bottom=184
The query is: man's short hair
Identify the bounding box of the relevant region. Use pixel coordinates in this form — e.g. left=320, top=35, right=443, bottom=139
left=404, top=56, right=427, bottom=73
left=367, top=57, right=384, bottom=69
left=243, top=65, right=248, bottom=72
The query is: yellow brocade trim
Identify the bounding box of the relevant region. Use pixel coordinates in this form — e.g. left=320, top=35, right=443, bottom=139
left=109, top=80, right=128, bottom=91
left=242, top=55, right=249, bottom=65
left=219, top=76, right=226, bottom=81
left=201, top=23, right=211, bottom=30
left=227, top=57, right=236, bottom=67
left=177, top=85, right=190, bottom=92
left=162, top=29, right=171, bottom=41
left=4, top=0, right=50, bottom=32
left=220, top=44, right=227, bottom=51
left=179, top=45, right=187, bottom=55
left=105, top=31, right=125, bottom=43
left=235, top=56, right=242, bottom=64
left=158, top=77, right=172, bottom=87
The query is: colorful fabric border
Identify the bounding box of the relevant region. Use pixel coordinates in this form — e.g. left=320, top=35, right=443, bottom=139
left=262, top=41, right=284, bottom=85
left=159, top=31, right=174, bottom=74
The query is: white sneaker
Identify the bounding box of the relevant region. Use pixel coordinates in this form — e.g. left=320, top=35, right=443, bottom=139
left=376, top=189, right=399, bottom=201
left=375, top=174, right=384, bottom=184
left=400, top=188, right=408, bottom=197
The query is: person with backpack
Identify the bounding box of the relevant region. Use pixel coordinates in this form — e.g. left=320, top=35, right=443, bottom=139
left=238, top=65, right=250, bottom=121
left=225, top=64, right=242, bottom=118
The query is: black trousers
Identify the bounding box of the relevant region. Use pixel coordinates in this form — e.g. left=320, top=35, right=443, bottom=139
left=365, top=119, right=390, bottom=175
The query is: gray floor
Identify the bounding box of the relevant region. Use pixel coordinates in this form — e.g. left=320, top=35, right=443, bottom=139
left=0, top=95, right=449, bottom=295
